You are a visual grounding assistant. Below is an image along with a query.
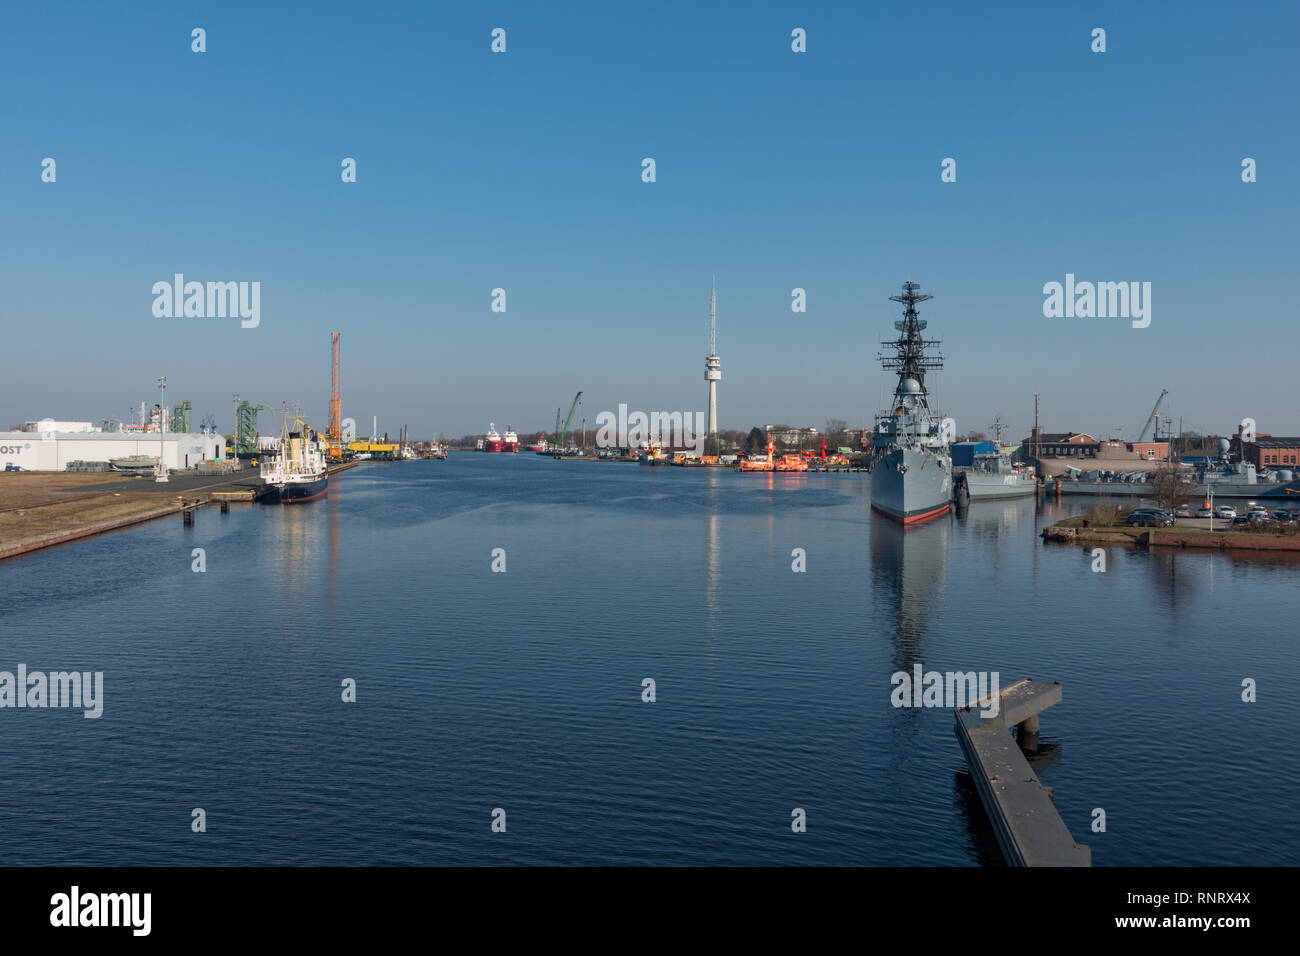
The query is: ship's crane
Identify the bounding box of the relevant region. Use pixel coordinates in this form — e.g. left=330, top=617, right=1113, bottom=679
left=558, top=391, right=582, bottom=451
left=1135, top=389, right=1168, bottom=443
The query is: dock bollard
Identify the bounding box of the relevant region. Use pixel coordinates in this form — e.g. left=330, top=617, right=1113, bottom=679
left=220, top=500, right=229, bottom=514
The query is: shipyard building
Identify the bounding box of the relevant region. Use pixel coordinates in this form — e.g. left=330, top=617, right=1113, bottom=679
left=0, top=420, right=225, bottom=472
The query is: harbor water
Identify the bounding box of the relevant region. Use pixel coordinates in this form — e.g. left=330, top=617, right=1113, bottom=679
left=1, top=455, right=1296, bottom=865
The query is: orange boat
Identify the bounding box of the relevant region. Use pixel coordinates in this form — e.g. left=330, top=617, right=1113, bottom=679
left=736, top=436, right=808, bottom=472
left=736, top=438, right=777, bottom=471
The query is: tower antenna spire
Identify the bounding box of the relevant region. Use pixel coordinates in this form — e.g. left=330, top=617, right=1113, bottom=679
left=710, top=275, right=716, bottom=355
left=705, top=277, right=721, bottom=437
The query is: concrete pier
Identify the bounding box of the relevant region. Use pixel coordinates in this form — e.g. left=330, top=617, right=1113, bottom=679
left=954, top=678, right=1090, bottom=867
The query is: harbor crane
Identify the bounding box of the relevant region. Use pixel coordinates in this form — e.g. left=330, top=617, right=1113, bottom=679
left=327, top=332, right=343, bottom=461
left=558, top=391, right=582, bottom=451
left=1135, top=389, right=1168, bottom=443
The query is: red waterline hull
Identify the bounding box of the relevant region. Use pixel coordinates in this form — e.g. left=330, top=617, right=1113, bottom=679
left=278, top=488, right=328, bottom=504
left=483, top=441, right=504, bottom=452
left=871, top=501, right=951, bottom=526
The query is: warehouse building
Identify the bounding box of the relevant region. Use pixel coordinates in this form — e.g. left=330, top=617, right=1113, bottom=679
left=0, top=428, right=226, bottom=472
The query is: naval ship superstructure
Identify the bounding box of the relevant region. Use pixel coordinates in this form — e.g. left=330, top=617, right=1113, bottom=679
left=870, top=281, right=953, bottom=526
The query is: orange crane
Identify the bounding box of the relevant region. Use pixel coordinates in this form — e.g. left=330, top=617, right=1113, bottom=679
left=328, top=332, right=343, bottom=460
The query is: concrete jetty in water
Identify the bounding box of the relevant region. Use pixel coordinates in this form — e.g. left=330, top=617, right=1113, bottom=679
left=954, top=678, right=1091, bottom=867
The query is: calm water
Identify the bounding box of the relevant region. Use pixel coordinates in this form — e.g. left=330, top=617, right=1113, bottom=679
left=2, top=455, right=1297, bottom=865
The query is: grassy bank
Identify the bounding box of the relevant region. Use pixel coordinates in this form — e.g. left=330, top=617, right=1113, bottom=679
left=1043, top=518, right=1300, bottom=551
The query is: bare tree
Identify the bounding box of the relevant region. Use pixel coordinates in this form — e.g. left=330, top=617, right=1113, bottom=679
left=1151, top=466, right=1192, bottom=513
left=825, top=419, right=849, bottom=450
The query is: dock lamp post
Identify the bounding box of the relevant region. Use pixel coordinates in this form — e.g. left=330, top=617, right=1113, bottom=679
left=156, top=376, right=168, bottom=481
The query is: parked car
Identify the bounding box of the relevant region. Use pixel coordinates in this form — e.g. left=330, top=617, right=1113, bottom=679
left=1196, top=505, right=1213, bottom=517
left=1216, top=506, right=1237, bottom=519
left=1249, top=512, right=1275, bottom=526
left=1273, top=509, right=1292, bottom=521
left=1126, top=510, right=1172, bottom=527
left=1231, top=515, right=1251, bottom=526
left=1173, top=505, right=1191, bottom=517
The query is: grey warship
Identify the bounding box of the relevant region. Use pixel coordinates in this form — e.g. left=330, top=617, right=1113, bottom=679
left=870, top=281, right=953, bottom=526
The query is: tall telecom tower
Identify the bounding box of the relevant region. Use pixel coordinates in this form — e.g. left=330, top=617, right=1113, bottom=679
left=705, top=277, right=721, bottom=436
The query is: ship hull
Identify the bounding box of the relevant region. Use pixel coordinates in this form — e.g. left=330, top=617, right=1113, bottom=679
left=265, top=473, right=329, bottom=503
left=959, top=470, right=1038, bottom=500
left=483, top=440, right=504, bottom=453
left=870, top=447, right=952, bottom=525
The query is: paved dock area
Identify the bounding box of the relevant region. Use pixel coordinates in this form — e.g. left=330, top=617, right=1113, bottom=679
left=61, top=471, right=264, bottom=497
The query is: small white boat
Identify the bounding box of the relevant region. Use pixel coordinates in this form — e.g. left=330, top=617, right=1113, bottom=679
left=110, top=455, right=159, bottom=475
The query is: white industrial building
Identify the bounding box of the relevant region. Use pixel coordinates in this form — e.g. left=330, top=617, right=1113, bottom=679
left=0, top=429, right=226, bottom=472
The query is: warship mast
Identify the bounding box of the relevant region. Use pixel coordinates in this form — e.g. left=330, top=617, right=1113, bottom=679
left=879, top=280, right=944, bottom=395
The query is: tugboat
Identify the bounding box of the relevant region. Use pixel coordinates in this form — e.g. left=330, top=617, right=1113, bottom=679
left=638, top=436, right=671, bottom=466
left=261, top=411, right=329, bottom=503
left=869, top=281, right=953, bottom=526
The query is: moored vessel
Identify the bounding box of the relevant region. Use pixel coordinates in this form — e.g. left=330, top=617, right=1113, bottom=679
left=502, top=426, right=519, bottom=453
left=953, top=442, right=1037, bottom=500
left=483, top=423, right=504, bottom=452
left=638, top=437, right=671, bottom=466
left=869, top=281, right=953, bottom=526
left=261, top=413, right=329, bottom=503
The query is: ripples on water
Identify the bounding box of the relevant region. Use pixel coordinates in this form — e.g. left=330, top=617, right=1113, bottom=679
left=1, top=455, right=1296, bottom=865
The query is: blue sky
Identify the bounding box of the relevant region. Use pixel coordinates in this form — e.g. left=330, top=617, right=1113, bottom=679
left=2, top=1, right=1296, bottom=441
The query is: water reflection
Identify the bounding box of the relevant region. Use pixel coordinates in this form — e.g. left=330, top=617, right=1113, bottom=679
left=260, top=499, right=327, bottom=614
left=869, top=514, right=951, bottom=673
left=704, top=471, right=722, bottom=637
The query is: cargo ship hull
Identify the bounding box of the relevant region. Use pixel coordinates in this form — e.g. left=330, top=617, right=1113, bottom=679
left=266, top=473, right=329, bottom=503
left=870, top=447, right=952, bottom=525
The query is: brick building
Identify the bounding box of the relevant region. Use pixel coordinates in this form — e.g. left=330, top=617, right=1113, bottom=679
left=1232, top=433, right=1300, bottom=470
